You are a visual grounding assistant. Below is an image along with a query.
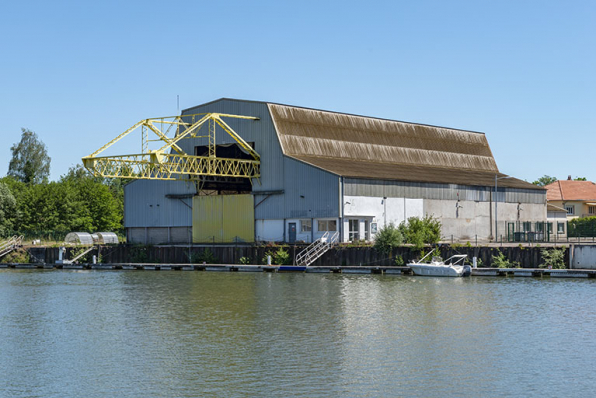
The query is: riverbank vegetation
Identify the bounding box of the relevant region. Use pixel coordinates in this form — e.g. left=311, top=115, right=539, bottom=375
left=374, top=216, right=441, bottom=254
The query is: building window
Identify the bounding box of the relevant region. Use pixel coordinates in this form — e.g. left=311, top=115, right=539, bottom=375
left=547, top=223, right=553, bottom=234
left=566, top=206, right=575, bottom=215
left=348, top=219, right=360, bottom=241
left=557, top=222, right=565, bottom=234
left=317, top=220, right=337, bottom=232
left=589, top=206, right=596, bottom=215
left=301, top=219, right=311, bottom=232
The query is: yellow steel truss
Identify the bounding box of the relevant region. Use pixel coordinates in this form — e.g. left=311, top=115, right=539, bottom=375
left=82, top=113, right=260, bottom=181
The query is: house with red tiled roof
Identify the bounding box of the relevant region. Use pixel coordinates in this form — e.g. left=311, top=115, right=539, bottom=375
left=545, top=177, right=596, bottom=234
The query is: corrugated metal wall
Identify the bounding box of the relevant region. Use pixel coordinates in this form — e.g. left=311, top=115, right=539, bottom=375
left=124, top=180, right=196, bottom=227
left=125, top=99, right=341, bottom=229
left=193, top=195, right=254, bottom=243
left=182, top=99, right=340, bottom=220
left=344, top=178, right=545, bottom=204
left=283, top=157, right=339, bottom=218
left=181, top=100, right=284, bottom=194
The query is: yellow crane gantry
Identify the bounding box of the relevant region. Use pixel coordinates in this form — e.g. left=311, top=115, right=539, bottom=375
left=82, top=113, right=260, bottom=182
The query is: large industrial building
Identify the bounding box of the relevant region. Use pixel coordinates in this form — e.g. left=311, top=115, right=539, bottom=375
left=123, top=98, right=546, bottom=244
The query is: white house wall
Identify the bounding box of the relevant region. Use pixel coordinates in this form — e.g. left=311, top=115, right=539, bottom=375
left=343, top=195, right=423, bottom=242
left=342, top=195, right=547, bottom=242
left=425, top=200, right=547, bottom=241
left=424, top=199, right=492, bottom=241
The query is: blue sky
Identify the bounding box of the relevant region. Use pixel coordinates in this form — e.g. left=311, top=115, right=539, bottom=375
left=1, top=0, right=594, bottom=183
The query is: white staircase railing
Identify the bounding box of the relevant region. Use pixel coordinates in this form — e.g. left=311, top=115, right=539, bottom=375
left=57, top=246, right=96, bottom=264
left=0, top=235, right=24, bottom=258
left=295, top=231, right=339, bottom=266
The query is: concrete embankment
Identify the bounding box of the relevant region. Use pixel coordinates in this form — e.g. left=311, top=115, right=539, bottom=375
left=2, top=262, right=596, bottom=278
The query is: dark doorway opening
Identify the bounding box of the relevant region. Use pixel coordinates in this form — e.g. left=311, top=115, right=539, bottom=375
left=194, top=142, right=256, bottom=194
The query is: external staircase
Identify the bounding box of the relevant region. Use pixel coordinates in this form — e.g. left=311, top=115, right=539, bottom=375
left=295, top=231, right=339, bottom=266
left=0, top=235, right=24, bottom=258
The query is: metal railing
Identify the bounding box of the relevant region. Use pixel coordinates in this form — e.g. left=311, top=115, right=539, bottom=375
left=295, top=231, right=339, bottom=266
left=0, top=235, right=23, bottom=258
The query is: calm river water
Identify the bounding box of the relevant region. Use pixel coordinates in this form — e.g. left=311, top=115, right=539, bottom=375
left=1, top=270, right=596, bottom=397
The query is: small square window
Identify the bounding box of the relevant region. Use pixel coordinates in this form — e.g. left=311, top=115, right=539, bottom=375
left=301, top=220, right=311, bottom=232
left=589, top=206, right=596, bottom=215
left=557, top=222, right=565, bottom=234
left=566, top=206, right=575, bottom=215
left=317, top=220, right=337, bottom=232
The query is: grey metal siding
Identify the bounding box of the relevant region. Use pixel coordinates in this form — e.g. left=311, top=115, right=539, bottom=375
left=252, top=155, right=340, bottom=219
left=182, top=99, right=340, bottom=220
left=181, top=100, right=284, bottom=193
left=345, top=178, right=545, bottom=204
left=280, top=157, right=339, bottom=219
left=124, top=99, right=347, bottom=227
left=124, top=180, right=195, bottom=227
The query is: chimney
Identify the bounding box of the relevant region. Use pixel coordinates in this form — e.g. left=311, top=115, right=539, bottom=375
left=568, top=175, right=572, bottom=180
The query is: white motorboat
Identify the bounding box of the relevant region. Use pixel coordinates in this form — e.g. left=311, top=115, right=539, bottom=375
left=408, top=252, right=471, bottom=277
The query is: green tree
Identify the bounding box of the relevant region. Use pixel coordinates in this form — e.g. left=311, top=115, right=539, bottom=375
left=398, top=215, right=442, bottom=251
left=62, top=164, right=127, bottom=223
left=574, top=177, right=587, bottom=181
left=374, top=223, right=403, bottom=254
left=532, top=175, right=557, bottom=187
left=71, top=178, right=122, bottom=231
left=0, top=182, right=18, bottom=236
left=17, top=182, right=79, bottom=231
left=8, top=128, right=51, bottom=184
left=1, top=167, right=124, bottom=236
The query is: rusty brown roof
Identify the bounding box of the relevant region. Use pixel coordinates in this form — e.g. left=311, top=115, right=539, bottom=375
left=268, top=103, right=539, bottom=190
left=545, top=180, right=596, bottom=201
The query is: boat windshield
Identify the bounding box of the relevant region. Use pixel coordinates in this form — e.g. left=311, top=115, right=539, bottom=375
left=445, top=255, right=467, bottom=265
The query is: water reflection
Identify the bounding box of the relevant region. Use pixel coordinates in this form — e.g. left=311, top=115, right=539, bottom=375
left=1, top=270, right=596, bottom=397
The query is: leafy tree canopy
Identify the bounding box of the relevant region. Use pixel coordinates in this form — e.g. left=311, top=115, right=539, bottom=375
left=8, top=128, right=51, bottom=184
left=398, top=215, right=441, bottom=251
left=532, top=175, right=557, bottom=187
left=0, top=164, right=123, bottom=235
left=0, top=182, right=18, bottom=235
left=574, top=177, right=587, bottom=181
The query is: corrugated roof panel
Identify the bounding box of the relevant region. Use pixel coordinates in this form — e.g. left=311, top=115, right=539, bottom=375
left=269, top=103, right=498, bottom=173
left=267, top=103, right=544, bottom=192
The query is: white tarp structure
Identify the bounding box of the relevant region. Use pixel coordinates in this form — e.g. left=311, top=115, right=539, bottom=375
left=65, top=232, right=119, bottom=245
left=65, top=232, right=94, bottom=245
left=97, top=232, right=119, bottom=244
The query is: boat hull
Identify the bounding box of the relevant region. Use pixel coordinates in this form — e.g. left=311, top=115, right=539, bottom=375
left=409, top=264, right=467, bottom=277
